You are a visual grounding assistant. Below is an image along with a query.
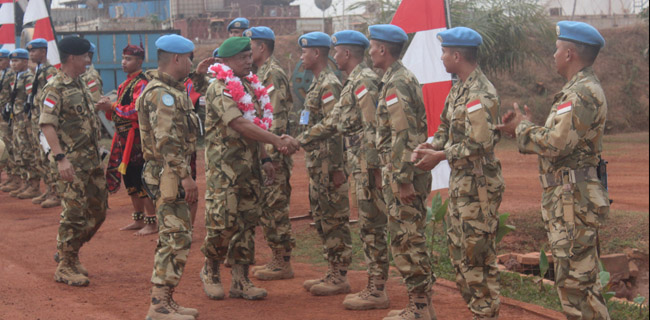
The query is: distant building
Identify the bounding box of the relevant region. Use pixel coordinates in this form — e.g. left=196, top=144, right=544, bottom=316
left=541, top=0, right=648, bottom=28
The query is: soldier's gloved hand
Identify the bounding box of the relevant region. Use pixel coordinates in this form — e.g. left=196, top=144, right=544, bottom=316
left=398, top=183, right=416, bottom=205
left=181, top=176, right=198, bottom=204
left=331, top=170, right=346, bottom=189
left=262, top=161, right=275, bottom=186
left=57, top=158, right=76, bottom=182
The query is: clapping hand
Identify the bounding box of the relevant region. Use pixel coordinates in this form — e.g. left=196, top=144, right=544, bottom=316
left=496, top=103, right=531, bottom=138
left=411, top=143, right=445, bottom=171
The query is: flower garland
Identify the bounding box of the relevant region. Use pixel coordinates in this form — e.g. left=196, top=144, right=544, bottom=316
left=209, top=63, right=273, bottom=130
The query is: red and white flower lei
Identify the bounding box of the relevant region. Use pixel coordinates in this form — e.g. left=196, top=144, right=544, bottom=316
left=209, top=63, right=273, bottom=130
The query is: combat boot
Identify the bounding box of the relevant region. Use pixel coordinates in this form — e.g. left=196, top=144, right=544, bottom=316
left=343, top=276, right=390, bottom=310
left=145, top=285, right=195, bottom=320
left=54, top=251, right=89, bottom=277
left=251, top=249, right=281, bottom=274
left=229, top=264, right=267, bottom=300
left=309, top=263, right=351, bottom=296
left=32, top=187, right=50, bottom=204
left=1, top=175, right=20, bottom=192
left=17, top=179, right=41, bottom=199
left=168, top=287, right=199, bottom=318
left=9, top=180, right=28, bottom=197
left=200, top=259, right=225, bottom=300
left=41, top=194, right=61, bottom=208
left=54, top=252, right=89, bottom=287
left=254, top=248, right=294, bottom=280
left=303, top=262, right=333, bottom=291
left=383, top=292, right=432, bottom=320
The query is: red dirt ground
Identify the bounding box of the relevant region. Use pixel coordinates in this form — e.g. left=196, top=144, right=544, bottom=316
left=1, top=133, right=647, bottom=320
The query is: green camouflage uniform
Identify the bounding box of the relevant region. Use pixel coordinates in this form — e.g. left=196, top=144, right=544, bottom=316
left=258, top=57, right=296, bottom=251
left=297, top=68, right=352, bottom=265
left=376, top=60, right=434, bottom=294
left=137, top=71, right=199, bottom=287
left=299, top=63, right=387, bottom=278
left=515, top=67, right=610, bottom=320
left=11, top=70, right=38, bottom=182
left=431, top=66, right=504, bottom=318
left=0, top=68, right=15, bottom=175
left=81, top=65, right=104, bottom=103
left=31, top=62, right=58, bottom=193
left=200, top=74, right=264, bottom=266
left=39, top=70, right=107, bottom=255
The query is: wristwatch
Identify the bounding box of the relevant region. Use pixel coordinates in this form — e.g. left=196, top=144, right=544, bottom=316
left=54, top=153, right=66, bottom=162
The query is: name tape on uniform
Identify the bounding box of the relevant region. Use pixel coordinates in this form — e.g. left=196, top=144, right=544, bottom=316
left=557, top=101, right=572, bottom=115
left=266, top=83, right=274, bottom=94
left=355, top=85, right=368, bottom=99
left=386, top=93, right=398, bottom=106
left=321, top=92, right=334, bottom=104
left=467, top=99, right=483, bottom=113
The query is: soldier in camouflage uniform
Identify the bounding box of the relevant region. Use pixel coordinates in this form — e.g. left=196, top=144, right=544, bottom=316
left=296, top=32, right=354, bottom=297
left=413, top=27, right=504, bottom=320
left=0, top=48, right=17, bottom=191
left=27, top=38, right=60, bottom=208
left=499, top=21, right=611, bottom=320
left=81, top=43, right=103, bottom=104
left=368, top=25, right=436, bottom=320
left=39, top=37, right=107, bottom=287
left=241, top=27, right=297, bottom=281
left=136, top=34, right=200, bottom=320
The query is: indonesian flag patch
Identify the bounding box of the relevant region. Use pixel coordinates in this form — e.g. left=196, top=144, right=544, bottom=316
left=466, top=99, right=482, bottom=113
left=321, top=92, right=334, bottom=104
left=26, top=83, right=33, bottom=93
left=44, top=96, right=57, bottom=109
left=355, top=85, right=368, bottom=99
left=88, top=80, right=98, bottom=92
left=266, top=83, right=275, bottom=94
left=386, top=93, right=398, bottom=106
left=223, top=89, right=232, bottom=98
left=46, top=74, right=54, bottom=81
left=557, top=101, right=572, bottom=115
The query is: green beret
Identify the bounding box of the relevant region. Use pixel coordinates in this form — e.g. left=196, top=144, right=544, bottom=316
left=217, top=37, right=251, bottom=58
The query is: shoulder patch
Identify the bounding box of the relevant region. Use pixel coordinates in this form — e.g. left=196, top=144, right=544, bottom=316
left=162, top=94, right=175, bottom=107
left=322, top=91, right=334, bottom=104
left=26, top=82, right=33, bottom=94
left=466, top=99, right=482, bottom=113
left=266, top=83, right=275, bottom=94
left=46, top=74, right=54, bottom=81
left=43, top=95, right=58, bottom=109
left=355, top=85, right=368, bottom=99
left=223, top=89, right=232, bottom=98
left=386, top=93, right=398, bottom=106
left=557, top=101, right=572, bottom=115
left=87, top=80, right=97, bottom=87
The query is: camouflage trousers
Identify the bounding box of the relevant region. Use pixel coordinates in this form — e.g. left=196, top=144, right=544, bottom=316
left=542, top=182, right=610, bottom=320
left=446, top=187, right=502, bottom=318
left=0, top=120, right=15, bottom=174
left=260, top=160, right=296, bottom=251
left=31, top=121, right=57, bottom=192
left=56, top=165, right=107, bottom=254
left=353, top=170, right=389, bottom=279
left=11, top=115, right=39, bottom=181
left=382, top=170, right=434, bottom=293
left=143, top=161, right=193, bottom=287
left=201, top=174, right=262, bottom=266
left=307, top=165, right=352, bottom=265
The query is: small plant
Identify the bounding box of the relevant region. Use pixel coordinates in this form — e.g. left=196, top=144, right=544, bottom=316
left=496, top=213, right=516, bottom=244
left=598, top=260, right=617, bottom=303
left=537, top=248, right=549, bottom=291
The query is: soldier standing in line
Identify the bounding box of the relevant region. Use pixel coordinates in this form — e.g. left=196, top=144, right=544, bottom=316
left=8, top=48, right=39, bottom=200
left=228, top=17, right=250, bottom=37
left=296, top=31, right=354, bottom=297
left=27, top=38, right=60, bottom=208
left=498, top=21, right=611, bottom=320
left=81, top=42, right=103, bottom=104
left=39, top=37, right=107, bottom=287
left=0, top=48, right=17, bottom=190
left=136, top=34, right=200, bottom=320
left=242, top=26, right=297, bottom=281
left=368, top=24, right=436, bottom=320
left=199, top=36, right=299, bottom=301
left=412, top=27, right=504, bottom=320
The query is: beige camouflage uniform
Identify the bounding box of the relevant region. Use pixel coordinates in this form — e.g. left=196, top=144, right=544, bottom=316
left=297, top=68, right=352, bottom=266
left=81, top=65, right=104, bottom=103
left=31, top=62, right=58, bottom=195
left=299, top=62, right=388, bottom=278
left=0, top=68, right=15, bottom=176
left=515, top=67, right=610, bottom=320
left=376, top=60, right=434, bottom=294
left=39, top=70, right=107, bottom=255
left=431, top=66, right=504, bottom=318
left=11, top=70, right=38, bottom=183
left=137, top=71, right=199, bottom=287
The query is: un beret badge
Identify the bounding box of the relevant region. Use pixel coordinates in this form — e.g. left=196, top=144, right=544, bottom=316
left=556, top=25, right=561, bottom=36
left=301, top=38, right=308, bottom=46
left=437, top=35, right=442, bottom=42
left=331, top=36, right=337, bottom=44
left=244, top=30, right=252, bottom=37
left=235, top=22, right=241, bottom=28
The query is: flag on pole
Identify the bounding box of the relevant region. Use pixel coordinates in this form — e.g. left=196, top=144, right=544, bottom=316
left=0, top=0, right=15, bottom=51
left=392, top=0, right=452, bottom=191
left=23, top=0, right=60, bottom=67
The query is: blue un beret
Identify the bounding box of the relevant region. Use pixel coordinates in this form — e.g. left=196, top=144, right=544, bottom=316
left=332, top=30, right=369, bottom=48
left=228, top=17, right=250, bottom=31
left=89, top=42, right=96, bottom=54
left=10, top=49, right=29, bottom=60
left=437, top=27, right=482, bottom=47
left=244, top=26, right=275, bottom=41
left=556, top=21, right=605, bottom=48
left=0, top=48, right=10, bottom=58
left=155, top=34, right=195, bottom=54
left=26, top=38, right=48, bottom=50
left=299, top=32, right=331, bottom=48
left=368, top=24, right=408, bottom=43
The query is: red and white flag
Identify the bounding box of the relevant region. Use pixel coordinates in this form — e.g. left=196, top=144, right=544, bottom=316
left=392, top=0, right=452, bottom=191
left=23, top=0, right=60, bottom=67
left=0, top=0, right=15, bottom=51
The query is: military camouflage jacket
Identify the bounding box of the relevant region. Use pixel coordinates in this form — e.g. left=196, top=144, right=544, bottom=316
left=39, top=70, right=102, bottom=170
left=30, top=62, right=58, bottom=124
left=204, top=74, right=264, bottom=189
left=376, top=60, right=428, bottom=184
left=0, top=68, right=14, bottom=107
left=298, top=62, right=380, bottom=174
left=258, top=57, right=293, bottom=164
left=136, top=71, right=199, bottom=180
left=298, top=68, right=344, bottom=171
left=81, top=65, right=104, bottom=103
left=10, top=70, right=34, bottom=116
left=516, top=67, right=607, bottom=175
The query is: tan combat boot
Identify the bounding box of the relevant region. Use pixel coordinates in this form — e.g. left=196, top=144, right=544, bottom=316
left=310, top=263, right=351, bottom=296
left=169, top=287, right=199, bottom=318
left=145, top=285, right=195, bottom=320
left=251, top=249, right=281, bottom=274
left=9, top=180, right=28, bottom=197
left=32, top=187, right=50, bottom=204
left=41, top=194, right=61, bottom=208
left=383, top=292, right=431, bottom=320
left=303, top=263, right=333, bottom=291
left=343, top=276, right=390, bottom=310
left=17, top=179, right=41, bottom=199
left=200, top=259, right=225, bottom=300
left=254, top=248, right=294, bottom=280
left=54, top=251, right=88, bottom=276
left=1, top=175, right=20, bottom=192
left=54, top=252, right=89, bottom=287
left=229, top=264, right=267, bottom=300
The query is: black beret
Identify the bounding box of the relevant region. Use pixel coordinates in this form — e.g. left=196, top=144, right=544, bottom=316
left=58, top=36, right=91, bottom=55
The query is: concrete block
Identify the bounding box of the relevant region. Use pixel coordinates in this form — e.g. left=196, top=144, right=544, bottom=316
left=517, top=252, right=553, bottom=265
left=600, top=253, right=630, bottom=280
left=628, top=260, right=639, bottom=278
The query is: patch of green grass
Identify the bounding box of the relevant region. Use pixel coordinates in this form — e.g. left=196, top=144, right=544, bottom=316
left=499, top=271, right=562, bottom=311
left=609, top=301, right=650, bottom=320
left=292, top=224, right=368, bottom=271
